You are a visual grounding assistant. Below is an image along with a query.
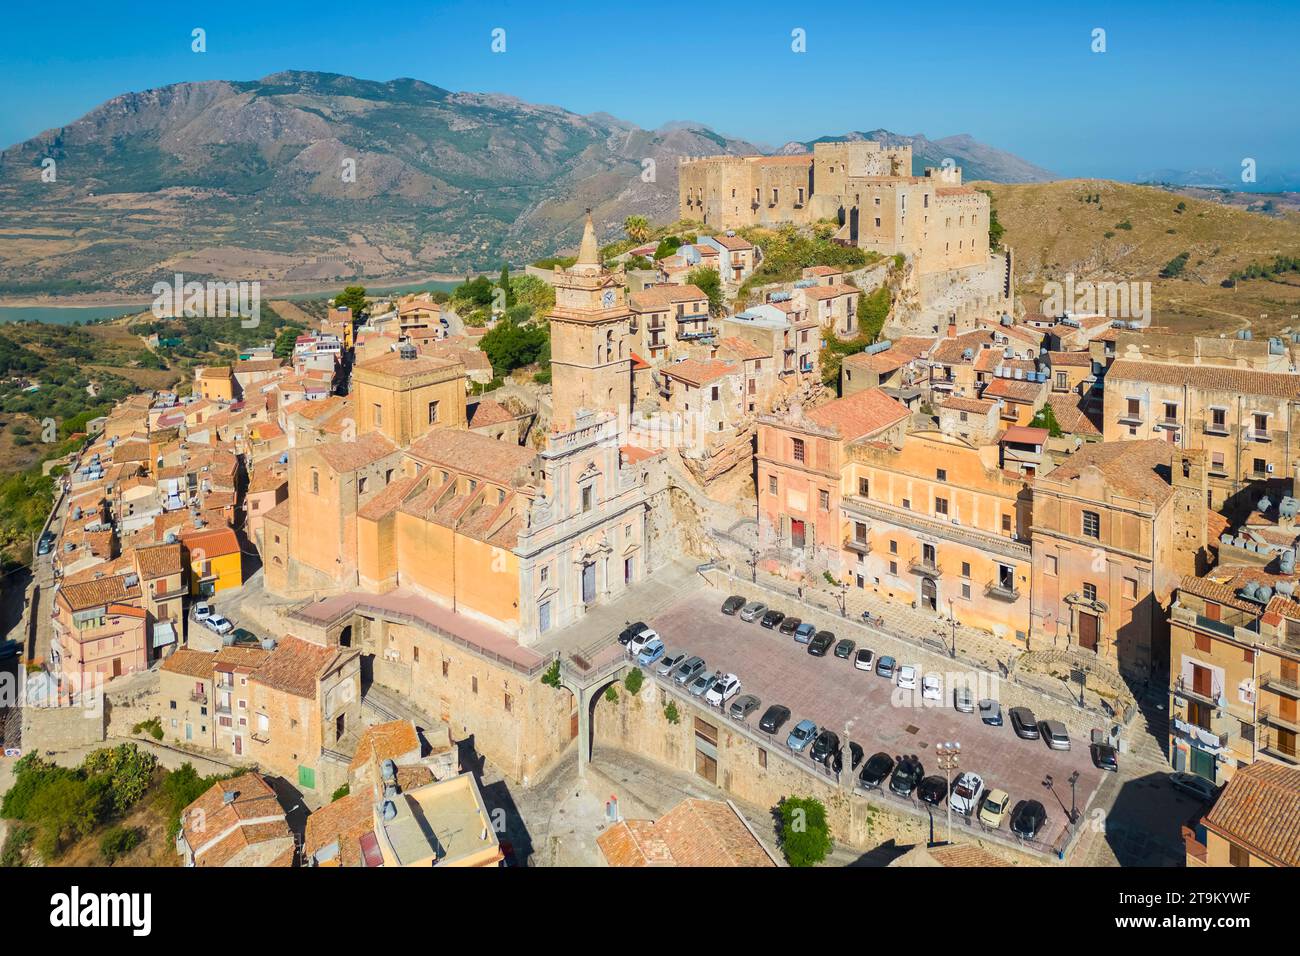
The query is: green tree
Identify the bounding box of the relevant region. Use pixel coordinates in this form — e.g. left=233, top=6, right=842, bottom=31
left=498, top=266, right=516, bottom=309
left=273, top=326, right=301, bottom=360
left=480, top=317, right=549, bottom=377
left=1029, top=402, right=1064, bottom=437
left=686, top=266, right=724, bottom=316
left=1160, top=252, right=1190, bottom=279
left=664, top=700, right=681, bottom=724
left=334, top=285, right=367, bottom=315
left=777, top=796, right=833, bottom=867
left=653, top=236, right=682, bottom=260
left=331, top=784, right=351, bottom=802
left=99, top=825, right=141, bottom=864
left=624, top=667, right=644, bottom=696
left=624, top=215, right=651, bottom=243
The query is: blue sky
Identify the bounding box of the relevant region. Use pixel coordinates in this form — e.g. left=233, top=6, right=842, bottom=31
left=2, top=0, right=1295, bottom=182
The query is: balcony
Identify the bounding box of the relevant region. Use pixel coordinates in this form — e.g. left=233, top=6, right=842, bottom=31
left=909, top=557, right=942, bottom=577
left=1202, top=421, right=1230, bottom=437
left=1260, top=673, right=1300, bottom=699
left=189, top=690, right=208, bottom=704
left=843, top=536, right=872, bottom=556
left=840, top=494, right=1031, bottom=562
left=984, top=580, right=1021, bottom=602
left=1246, top=430, right=1272, bottom=443
left=1155, top=418, right=1181, bottom=430
left=250, top=732, right=270, bottom=744
left=1173, top=674, right=1224, bottom=708
left=1259, top=705, right=1300, bottom=735
left=1171, top=715, right=1232, bottom=753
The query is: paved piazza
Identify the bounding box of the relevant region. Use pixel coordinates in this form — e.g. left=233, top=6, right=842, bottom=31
left=649, top=587, right=1108, bottom=852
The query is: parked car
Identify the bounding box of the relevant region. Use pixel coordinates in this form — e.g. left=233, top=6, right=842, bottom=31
left=673, top=656, right=706, bottom=685
left=230, top=628, right=259, bottom=645
left=728, top=694, right=761, bottom=721
left=704, top=673, right=741, bottom=707
left=1041, top=720, right=1070, bottom=751
left=1010, top=706, right=1040, bottom=740
left=859, top=752, right=895, bottom=790
left=810, top=729, right=840, bottom=764
left=876, top=655, right=897, bottom=680
left=949, top=772, right=985, bottom=815
left=739, top=602, right=767, bottom=623
left=778, top=616, right=802, bottom=636
left=833, top=638, right=856, bottom=660
left=808, top=631, right=834, bottom=656
left=918, top=775, right=949, bottom=805
left=793, top=622, right=817, bottom=644
left=760, top=609, right=786, bottom=630
left=627, top=629, right=660, bottom=657
left=193, top=602, right=213, bottom=622
left=1091, top=743, right=1119, bottom=772
left=636, top=638, right=666, bottom=666
left=204, top=614, right=234, bottom=635
left=921, top=673, right=942, bottom=701
left=897, top=664, right=918, bottom=690
left=721, top=595, right=746, bottom=615
left=979, top=788, right=1011, bottom=829
left=618, top=621, right=649, bottom=646
left=847, top=742, right=864, bottom=771
left=853, top=648, right=876, bottom=672
left=954, top=686, right=976, bottom=713
left=36, top=532, right=55, bottom=556
left=687, top=671, right=716, bottom=697
left=890, top=756, right=925, bottom=797
left=759, top=704, right=791, bottom=734
left=1010, top=800, right=1048, bottom=841
left=979, top=699, right=1003, bottom=726
left=786, top=719, right=819, bottom=753
left=1168, top=772, right=1216, bottom=801
left=656, top=652, right=686, bottom=677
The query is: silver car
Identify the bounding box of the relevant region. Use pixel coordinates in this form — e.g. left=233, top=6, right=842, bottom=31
left=656, top=652, right=686, bottom=677
left=1169, top=772, right=1218, bottom=802
left=1041, top=720, right=1070, bottom=751
left=688, top=670, right=719, bottom=697
left=954, top=685, right=975, bottom=713
left=738, top=601, right=767, bottom=623
left=673, top=656, right=706, bottom=685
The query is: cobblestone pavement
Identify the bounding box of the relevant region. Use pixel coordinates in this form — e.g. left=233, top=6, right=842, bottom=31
left=650, top=588, right=1106, bottom=854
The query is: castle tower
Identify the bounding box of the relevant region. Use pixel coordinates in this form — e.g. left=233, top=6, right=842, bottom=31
left=548, top=212, right=633, bottom=433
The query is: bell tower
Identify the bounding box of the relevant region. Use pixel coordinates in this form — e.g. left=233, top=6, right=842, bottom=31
left=548, top=212, right=633, bottom=433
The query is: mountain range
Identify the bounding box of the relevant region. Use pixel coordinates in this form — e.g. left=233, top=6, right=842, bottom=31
left=0, top=71, right=1054, bottom=299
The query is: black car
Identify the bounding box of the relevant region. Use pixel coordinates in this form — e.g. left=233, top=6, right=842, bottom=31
left=918, top=775, right=949, bottom=805
left=721, top=595, right=746, bottom=615
left=618, top=621, right=649, bottom=646
left=778, top=616, right=802, bottom=636
left=890, top=756, right=925, bottom=797
left=760, top=609, right=786, bottom=629
left=1010, top=800, right=1048, bottom=840
left=833, top=638, right=856, bottom=659
left=1009, top=706, right=1040, bottom=740
left=807, top=631, right=835, bottom=656
left=759, top=704, right=791, bottom=734
left=1091, top=742, right=1119, bottom=772
left=810, top=729, right=840, bottom=763
left=859, top=752, right=895, bottom=789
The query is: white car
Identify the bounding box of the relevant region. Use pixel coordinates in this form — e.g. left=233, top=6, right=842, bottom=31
left=193, top=602, right=213, bottom=621
left=627, top=629, right=659, bottom=656
left=921, top=673, right=942, bottom=701
left=949, top=771, right=985, bottom=815
left=853, top=648, right=875, bottom=672
left=704, top=673, right=741, bottom=707
left=203, top=614, right=234, bottom=635
left=897, top=664, right=918, bottom=690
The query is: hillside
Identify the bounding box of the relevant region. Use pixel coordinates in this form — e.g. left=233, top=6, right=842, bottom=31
left=0, top=71, right=1052, bottom=299
left=982, top=179, right=1300, bottom=336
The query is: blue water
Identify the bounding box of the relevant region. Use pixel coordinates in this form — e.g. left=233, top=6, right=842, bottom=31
left=0, top=279, right=464, bottom=325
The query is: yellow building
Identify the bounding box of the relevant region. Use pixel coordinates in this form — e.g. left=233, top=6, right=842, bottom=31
left=352, top=348, right=467, bottom=447
left=195, top=366, right=235, bottom=402
left=1169, top=568, right=1300, bottom=783
left=180, top=526, right=242, bottom=597
left=839, top=430, right=1033, bottom=641
left=1102, top=358, right=1300, bottom=511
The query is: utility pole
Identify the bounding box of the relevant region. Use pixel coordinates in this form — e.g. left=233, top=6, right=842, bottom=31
left=936, top=741, right=961, bottom=845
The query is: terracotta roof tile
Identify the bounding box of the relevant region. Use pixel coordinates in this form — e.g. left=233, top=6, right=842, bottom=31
left=804, top=388, right=909, bottom=440
left=1107, top=360, right=1300, bottom=400
left=1202, top=762, right=1300, bottom=867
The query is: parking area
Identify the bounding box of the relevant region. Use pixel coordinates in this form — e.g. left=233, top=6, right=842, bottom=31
left=647, top=588, right=1108, bottom=853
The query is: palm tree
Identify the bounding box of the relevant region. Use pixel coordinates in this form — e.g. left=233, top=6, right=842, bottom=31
left=623, top=215, right=650, bottom=244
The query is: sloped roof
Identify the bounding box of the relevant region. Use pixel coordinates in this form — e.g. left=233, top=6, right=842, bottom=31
left=1202, top=761, right=1300, bottom=867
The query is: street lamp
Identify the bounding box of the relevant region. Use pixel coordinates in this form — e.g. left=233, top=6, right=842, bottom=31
left=947, top=599, right=958, bottom=658
left=1068, top=770, right=1080, bottom=825
left=935, top=741, right=961, bottom=845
